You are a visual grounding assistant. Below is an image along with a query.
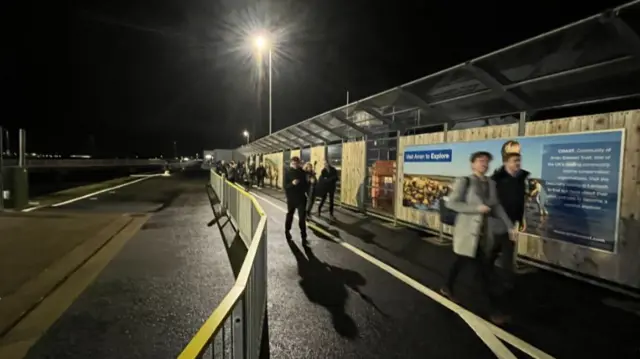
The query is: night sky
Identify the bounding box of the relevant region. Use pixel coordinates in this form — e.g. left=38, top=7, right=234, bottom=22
left=3, top=0, right=627, bottom=158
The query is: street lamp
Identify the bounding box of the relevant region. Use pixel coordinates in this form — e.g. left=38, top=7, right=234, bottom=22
left=252, top=34, right=273, bottom=135
left=243, top=130, right=250, bottom=144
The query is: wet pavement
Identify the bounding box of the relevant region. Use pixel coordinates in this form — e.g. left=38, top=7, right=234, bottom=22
left=253, top=186, right=640, bottom=359
left=18, top=172, right=640, bottom=359
left=24, top=170, right=237, bottom=358
left=256, top=195, right=497, bottom=359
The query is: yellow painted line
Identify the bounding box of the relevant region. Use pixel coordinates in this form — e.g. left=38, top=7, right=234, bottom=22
left=251, top=191, right=555, bottom=359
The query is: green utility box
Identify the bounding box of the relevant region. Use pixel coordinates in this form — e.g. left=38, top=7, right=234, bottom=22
left=1, top=167, right=29, bottom=210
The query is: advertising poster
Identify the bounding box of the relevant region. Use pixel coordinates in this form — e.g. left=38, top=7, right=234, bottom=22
left=402, top=130, right=624, bottom=252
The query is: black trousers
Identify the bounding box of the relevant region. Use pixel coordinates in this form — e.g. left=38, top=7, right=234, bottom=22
left=488, top=233, right=515, bottom=288
left=306, top=190, right=316, bottom=214
left=446, top=247, right=500, bottom=312
left=285, top=199, right=307, bottom=239
left=318, top=188, right=335, bottom=215
left=257, top=176, right=264, bottom=187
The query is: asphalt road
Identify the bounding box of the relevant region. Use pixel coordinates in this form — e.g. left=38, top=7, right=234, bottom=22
left=258, top=196, right=498, bottom=359
left=23, top=172, right=640, bottom=359
left=253, top=186, right=640, bottom=359
left=26, top=170, right=498, bottom=358
left=25, top=169, right=237, bottom=358
left=47, top=175, right=190, bottom=214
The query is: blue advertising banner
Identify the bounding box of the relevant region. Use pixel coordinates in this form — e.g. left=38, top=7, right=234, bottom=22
left=401, top=130, right=624, bottom=252
left=404, top=149, right=453, bottom=163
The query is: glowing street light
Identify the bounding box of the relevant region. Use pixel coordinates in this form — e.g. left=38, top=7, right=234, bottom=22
left=243, top=130, right=250, bottom=144
left=251, top=33, right=273, bottom=135
left=253, top=35, right=267, bottom=51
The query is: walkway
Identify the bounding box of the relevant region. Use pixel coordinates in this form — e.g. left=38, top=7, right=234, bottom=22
left=255, top=198, right=496, bottom=358
left=5, top=172, right=639, bottom=358
left=252, top=186, right=640, bottom=359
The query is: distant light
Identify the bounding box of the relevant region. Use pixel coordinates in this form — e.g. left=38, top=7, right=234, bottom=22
left=243, top=130, right=249, bottom=137
left=205, top=154, right=212, bottom=160
left=253, top=35, right=268, bottom=51
left=183, top=157, right=189, bottom=161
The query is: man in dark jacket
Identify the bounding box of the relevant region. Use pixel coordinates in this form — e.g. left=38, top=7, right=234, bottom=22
left=284, top=157, right=309, bottom=243
left=318, top=161, right=338, bottom=219
left=256, top=164, right=266, bottom=187
left=491, top=150, right=529, bottom=289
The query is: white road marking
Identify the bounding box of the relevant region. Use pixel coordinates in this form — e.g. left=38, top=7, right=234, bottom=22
left=251, top=191, right=554, bottom=359
left=22, top=175, right=161, bottom=212
left=129, top=174, right=161, bottom=178
left=460, top=311, right=518, bottom=359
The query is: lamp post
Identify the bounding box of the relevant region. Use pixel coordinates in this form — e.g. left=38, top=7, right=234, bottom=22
left=243, top=130, right=250, bottom=144
left=253, top=34, right=272, bottom=135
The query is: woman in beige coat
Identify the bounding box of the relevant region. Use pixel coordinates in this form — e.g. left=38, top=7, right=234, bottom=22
left=440, top=151, right=515, bottom=325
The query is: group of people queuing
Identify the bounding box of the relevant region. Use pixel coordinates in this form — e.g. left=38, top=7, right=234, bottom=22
left=214, top=160, right=268, bottom=189
left=440, top=146, right=530, bottom=326
left=284, top=157, right=339, bottom=245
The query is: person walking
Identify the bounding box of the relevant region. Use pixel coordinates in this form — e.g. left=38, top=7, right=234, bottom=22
left=439, top=151, right=515, bottom=325
left=318, top=161, right=338, bottom=220
left=491, top=151, right=529, bottom=291
left=284, top=157, right=309, bottom=244
left=256, top=163, right=266, bottom=187
left=303, top=162, right=318, bottom=217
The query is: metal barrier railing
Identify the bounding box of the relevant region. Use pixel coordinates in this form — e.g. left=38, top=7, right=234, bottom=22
left=179, top=170, right=268, bottom=359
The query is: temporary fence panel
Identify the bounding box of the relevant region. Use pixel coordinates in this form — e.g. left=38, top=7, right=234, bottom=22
left=397, top=125, right=516, bottom=233
left=263, top=152, right=284, bottom=189
left=395, top=109, right=640, bottom=289
left=300, top=147, right=311, bottom=163
left=365, top=136, right=398, bottom=218
left=341, top=141, right=366, bottom=208
left=327, top=143, right=343, bottom=202
left=519, top=110, right=640, bottom=290
left=282, top=150, right=290, bottom=186
left=310, top=145, right=325, bottom=173
left=396, top=131, right=447, bottom=232
left=180, top=170, right=268, bottom=359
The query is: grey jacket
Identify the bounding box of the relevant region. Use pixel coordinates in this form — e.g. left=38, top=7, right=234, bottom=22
left=445, top=175, right=514, bottom=258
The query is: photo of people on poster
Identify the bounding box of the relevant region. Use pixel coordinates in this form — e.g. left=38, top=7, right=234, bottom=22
left=401, top=130, right=624, bottom=252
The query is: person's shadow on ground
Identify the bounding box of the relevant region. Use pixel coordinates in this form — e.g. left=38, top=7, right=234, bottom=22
left=287, top=239, right=359, bottom=339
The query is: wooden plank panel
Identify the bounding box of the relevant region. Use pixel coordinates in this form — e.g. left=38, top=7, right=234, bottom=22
left=391, top=114, right=640, bottom=287
left=516, top=110, right=640, bottom=289
left=263, top=151, right=284, bottom=189
left=341, top=141, right=365, bottom=207
left=310, top=146, right=326, bottom=173
left=396, top=125, right=518, bottom=234
left=396, top=132, right=447, bottom=231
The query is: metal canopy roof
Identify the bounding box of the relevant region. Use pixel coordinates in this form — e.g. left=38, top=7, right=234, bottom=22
left=240, top=1, right=640, bottom=156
